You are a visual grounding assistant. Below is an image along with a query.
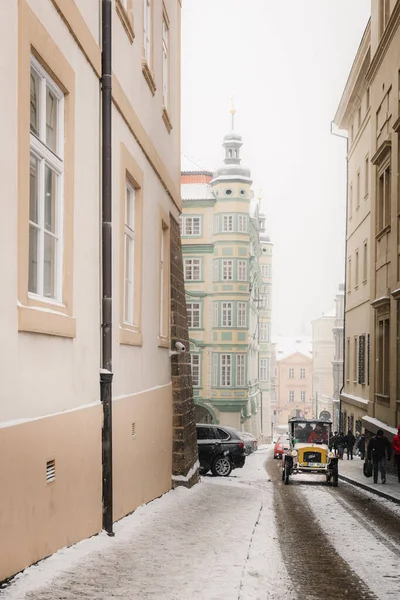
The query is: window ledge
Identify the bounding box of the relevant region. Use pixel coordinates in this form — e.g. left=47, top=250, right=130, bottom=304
left=18, top=304, right=76, bottom=338
left=116, top=0, right=135, bottom=44
left=142, top=60, right=156, bottom=96
left=162, top=106, right=173, bottom=133
left=120, top=326, right=143, bottom=346
left=375, top=224, right=391, bottom=241
left=158, top=337, right=170, bottom=349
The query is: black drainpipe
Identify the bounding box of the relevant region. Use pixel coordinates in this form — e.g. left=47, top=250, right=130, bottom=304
left=100, top=0, right=114, bottom=537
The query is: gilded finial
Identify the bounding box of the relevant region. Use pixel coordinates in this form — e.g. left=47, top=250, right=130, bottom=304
left=230, top=96, right=236, bottom=130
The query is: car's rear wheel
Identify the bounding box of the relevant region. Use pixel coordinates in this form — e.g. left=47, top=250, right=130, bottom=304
left=211, top=456, right=232, bottom=477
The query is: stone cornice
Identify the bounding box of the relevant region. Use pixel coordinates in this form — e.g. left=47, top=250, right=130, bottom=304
left=371, top=139, right=391, bottom=165
left=393, top=116, right=400, bottom=133
left=367, top=2, right=400, bottom=82
left=334, top=20, right=371, bottom=129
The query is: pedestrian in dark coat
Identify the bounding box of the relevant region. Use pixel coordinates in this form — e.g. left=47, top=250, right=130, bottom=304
left=337, top=432, right=345, bottom=459
left=358, top=434, right=366, bottom=460
left=346, top=430, right=356, bottom=460
left=391, top=425, right=400, bottom=483
left=367, top=430, right=392, bottom=484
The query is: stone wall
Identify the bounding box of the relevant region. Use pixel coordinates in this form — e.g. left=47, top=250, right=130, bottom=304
left=169, top=215, right=199, bottom=488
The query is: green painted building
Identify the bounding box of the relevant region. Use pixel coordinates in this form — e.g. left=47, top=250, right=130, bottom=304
left=181, top=120, right=274, bottom=440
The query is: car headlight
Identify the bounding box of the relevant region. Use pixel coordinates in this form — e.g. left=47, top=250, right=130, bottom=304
left=291, top=450, right=297, bottom=457
left=328, top=452, right=334, bottom=458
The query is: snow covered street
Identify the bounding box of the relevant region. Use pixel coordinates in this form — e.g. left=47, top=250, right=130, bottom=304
left=2, top=448, right=400, bottom=600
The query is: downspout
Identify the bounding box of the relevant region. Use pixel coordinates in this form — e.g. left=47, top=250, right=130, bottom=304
left=100, top=0, right=114, bottom=536
left=330, top=121, right=348, bottom=433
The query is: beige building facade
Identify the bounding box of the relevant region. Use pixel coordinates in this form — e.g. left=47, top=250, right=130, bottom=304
left=276, top=352, right=313, bottom=426
left=334, top=0, right=400, bottom=440
left=311, top=315, right=335, bottom=420
left=0, top=0, right=197, bottom=583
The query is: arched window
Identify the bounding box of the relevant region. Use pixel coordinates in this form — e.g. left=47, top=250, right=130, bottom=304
left=228, top=149, right=232, bottom=158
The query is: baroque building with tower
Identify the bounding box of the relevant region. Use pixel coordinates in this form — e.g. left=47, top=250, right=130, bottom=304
left=180, top=112, right=274, bottom=441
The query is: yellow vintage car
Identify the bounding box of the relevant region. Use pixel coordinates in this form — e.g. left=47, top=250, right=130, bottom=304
left=281, top=418, right=339, bottom=486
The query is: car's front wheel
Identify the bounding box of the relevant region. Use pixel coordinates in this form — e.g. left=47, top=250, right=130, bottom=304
left=211, top=456, right=233, bottom=477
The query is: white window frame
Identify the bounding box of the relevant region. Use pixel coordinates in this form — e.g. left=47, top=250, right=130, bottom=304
left=183, top=216, right=201, bottom=236
left=259, top=322, right=267, bottom=342
left=220, top=354, right=232, bottom=387
left=300, top=368, right=306, bottom=379
left=259, top=358, right=267, bottom=381
left=289, top=390, right=295, bottom=402
left=29, top=56, right=64, bottom=303
left=184, top=258, right=201, bottom=281
left=162, top=13, right=169, bottom=109
left=191, top=354, right=200, bottom=386
left=187, top=302, right=201, bottom=328
left=289, top=368, right=295, bottom=379
left=212, top=353, right=218, bottom=386
left=143, top=0, right=152, bottom=64
left=213, top=302, right=218, bottom=327
left=222, top=302, right=232, bottom=327
left=238, top=215, right=247, bottom=232
left=123, top=182, right=135, bottom=324
left=236, top=354, right=245, bottom=386
left=237, top=302, right=246, bottom=327
left=238, top=260, right=247, bottom=281
left=300, top=390, right=306, bottom=402
left=222, top=215, right=233, bottom=232
left=261, top=264, right=270, bottom=278
left=222, top=260, right=233, bottom=281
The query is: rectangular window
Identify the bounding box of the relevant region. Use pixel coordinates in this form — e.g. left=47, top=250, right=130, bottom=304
left=213, top=302, right=218, bottom=327
left=377, top=163, right=391, bottom=233
left=187, top=303, right=201, bottom=328
left=379, top=0, right=390, bottom=38
left=347, top=257, right=352, bottom=292
left=29, top=58, right=64, bottom=301
left=365, top=156, right=369, bottom=197
left=183, top=216, right=201, bottom=236
left=300, top=368, right=306, bottom=379
left=191, top=354, right=200, bottom=386
left=353, top=337, right=358, bottom=382
left=289, top=390, right=294, bottom=403
left=346, top=337, right=350, bottom=381
left=261, top=264, right=270, bottom=278
left=300, top=390, right=306, bottom=402
left=221, top=354, right=232, bottom=387
left=358, top=334, right=366, bottom=385
left=184, top=258, right=201, bottom=280
left=349, top=183, right=353, bottom=218
left=222, top=260, right=233, bottom=280
left=124, top=184, right=135, bottom=324
left=143, top=0, right=152, bottom=64
left=236, top=354, right=245, bottom=386
left=357, top=107, right=361, bottom=129
left=162, top=12, right=169, bottom=109
left=237, top=302, right=246, bottom=327
left=222, top=302, right=232, bottom=327
left=289, top=368, right=295, bottom=379
left=259, top=358, right=267, bottom=381
left=212, top=353, right=218, bottom=386
left=363, top=242, right=368, bottom=282
left=367, top=333, right=370, bottom=385
left=377, top=315, right=390, bottom=398
left=238, top=215, right=247, bottom=232
left=259, top=322, right=267, bottom=342
left=356, top=171, right=360, bottom=209
left=213, top=260, right=219, bottom=281
left=222, top=215, right=233, bottom=232
left=355, top=250, right=359, bottom=288
left=238, top=260, right=247, bottom=281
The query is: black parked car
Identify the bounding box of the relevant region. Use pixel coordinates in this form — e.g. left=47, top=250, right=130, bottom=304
left=196, top=424, right=247, bottom=477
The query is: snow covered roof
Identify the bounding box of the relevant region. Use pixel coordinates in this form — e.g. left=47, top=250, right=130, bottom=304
left=181, top=182, right=214, bottom=201
left=273, top=336, right=312, bottom=360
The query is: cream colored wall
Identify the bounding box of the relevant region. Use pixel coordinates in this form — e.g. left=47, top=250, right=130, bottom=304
left=0, top=0, right=100, bottom=422
left=0, top=404, right=102, bottom=582
left=221, top=412, right=241, bottom=430
left=112, top=0, right=181, bottom=188
left=277, top=354, right=313, bottom=425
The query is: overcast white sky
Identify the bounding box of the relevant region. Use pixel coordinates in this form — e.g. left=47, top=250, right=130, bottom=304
left=181, top=0, right=371, bottom=337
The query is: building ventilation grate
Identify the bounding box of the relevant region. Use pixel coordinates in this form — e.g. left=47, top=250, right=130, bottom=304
left=132, top=422, right=136, bottom=438
left=46, top=459, right=56, bottom=483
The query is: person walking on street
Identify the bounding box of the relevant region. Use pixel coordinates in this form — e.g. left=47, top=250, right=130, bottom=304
left=329, top=431, right=339, bottom=456
left=367, top=429, right=392, bottom=484
left=337, top=432, right=345, bottom=459
left=358, top=433, right=366, bottom=460
left=346, top=430, right=356, bottom=460
left=392, top=425, right=400, bottom=483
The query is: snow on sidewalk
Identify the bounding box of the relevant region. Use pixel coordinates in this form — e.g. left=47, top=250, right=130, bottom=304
left=1, top=449, right=293, bottom=600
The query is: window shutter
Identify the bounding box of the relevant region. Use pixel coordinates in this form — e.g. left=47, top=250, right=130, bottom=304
left=367, top=333, right=370, bottom=385
left=358, top=335, right=365, bottom=384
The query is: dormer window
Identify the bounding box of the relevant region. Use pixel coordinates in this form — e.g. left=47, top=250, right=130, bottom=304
left=228, top=149, right=232, bottom=158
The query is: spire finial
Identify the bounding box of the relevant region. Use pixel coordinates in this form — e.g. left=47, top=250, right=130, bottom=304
left=230, top=96, right=236, bottom=130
